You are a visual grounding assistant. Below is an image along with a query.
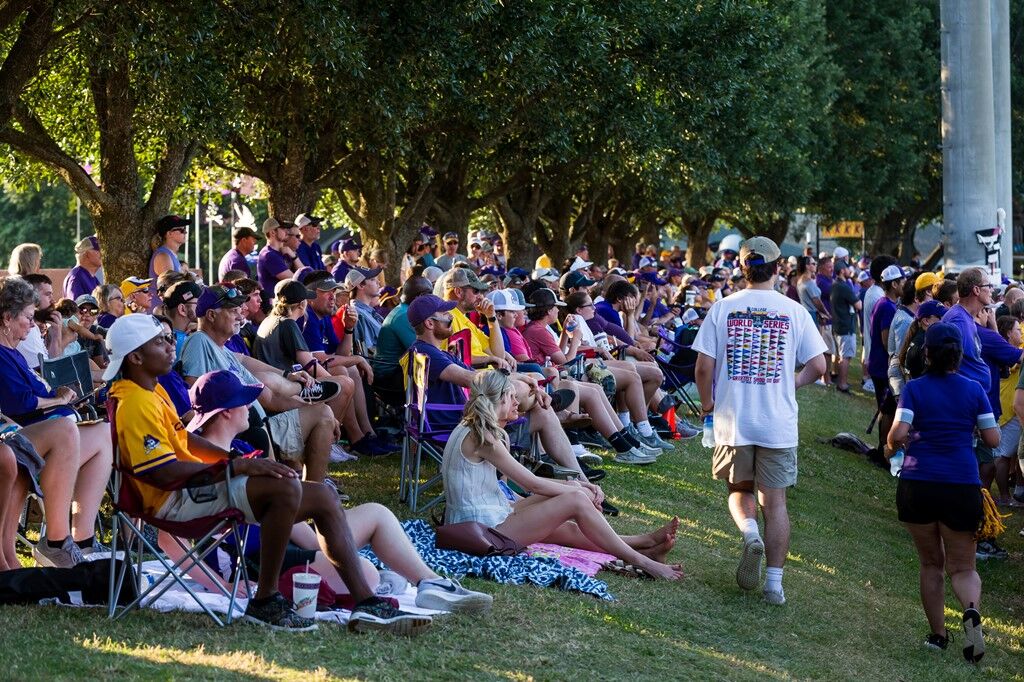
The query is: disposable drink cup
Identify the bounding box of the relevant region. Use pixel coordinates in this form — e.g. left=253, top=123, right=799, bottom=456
left=292, top=571, right=321, bottom=618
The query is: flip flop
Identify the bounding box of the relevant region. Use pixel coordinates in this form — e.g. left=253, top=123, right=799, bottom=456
left=602, top=559, right=654, bottom=580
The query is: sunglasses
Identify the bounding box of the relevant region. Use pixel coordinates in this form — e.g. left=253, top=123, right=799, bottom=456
left=429, top=315, right=453, bottom=325
left=78, top=306, right=99, bottom=314
left=170, top=227, right=188, bottom=234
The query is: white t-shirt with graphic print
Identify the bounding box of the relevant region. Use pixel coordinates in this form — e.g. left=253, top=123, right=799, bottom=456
left=692, top=288, right=826, bottom=448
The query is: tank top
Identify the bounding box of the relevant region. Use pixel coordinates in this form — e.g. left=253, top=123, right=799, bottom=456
left=148, top=245, right=182, bottom=308
left=441, top=422, right=513, bottom=527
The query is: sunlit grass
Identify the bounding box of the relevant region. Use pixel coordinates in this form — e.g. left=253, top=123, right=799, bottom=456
left=1, top=375, right=1022, bottom=680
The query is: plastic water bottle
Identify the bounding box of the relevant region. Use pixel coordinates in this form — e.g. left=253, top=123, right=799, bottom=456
left=701, top=415, right=715, bottom=448
left=889, top=448, right=904, bottom=477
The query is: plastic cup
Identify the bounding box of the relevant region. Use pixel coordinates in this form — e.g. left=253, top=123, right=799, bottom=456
left=292, top=571, right=321, bottom=618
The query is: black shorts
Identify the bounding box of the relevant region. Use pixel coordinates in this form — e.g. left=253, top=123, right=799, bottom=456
left=871, top=375, right=897, bottom=414
left=896, top=478, right=983, bottom=532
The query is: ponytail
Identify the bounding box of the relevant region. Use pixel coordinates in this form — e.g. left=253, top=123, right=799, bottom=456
left=463, top=370, right=513, bottom=448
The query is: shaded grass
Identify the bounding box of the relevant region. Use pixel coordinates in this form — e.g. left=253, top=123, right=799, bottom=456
left=2, top=382, right=1023, bottom=680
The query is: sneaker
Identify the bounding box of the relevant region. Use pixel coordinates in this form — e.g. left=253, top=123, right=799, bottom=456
left=370, top=434, right=401, bottom=453
left=575, top=448, right=604, bottom=466
left=736, top=537, right=764, bottom=591
left=976, top=540, right=1008, bottom=560
left=244, top=592, right=318, bottom=632
left=329, top=443, right=358, bottom=463
left=416, top=577, right=493, bottom=614
left=601, top=499, right=619, bottom=516
left=676, top=425, right=700, bottom=440
left=32, top=536, right=84, bottom=568
left=577, top=428, right=612, bottom=449
left=863, top=378, right=875, bottom=392
left=637, top=428, right=673, bottom=450
left=762, top=588, right=786, bottom=605
left=1013, top=488, right=1024, bottom=504
left=962, top=606, right=984, bottom=663
left=298, top=380, right=341, bottom=403
left=924, top=630, right=951, bottom=651
left=375, top=570, right=409, bottom=597
left=322, top=477, right=351, bottom=502
left=348, top=596, right=432, bottom=635
left=579, top=461, right=606, bottom=483
left=548, top=388, right=577, bottom=413
left=626, top=425, right=662, bottom=457
left=78, top=539, right=111, bottom=557
left=612, top=448, right=657, bottom=465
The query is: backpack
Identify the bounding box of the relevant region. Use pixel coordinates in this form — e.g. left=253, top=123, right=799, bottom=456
left=0, top=559, right=137, bottom=607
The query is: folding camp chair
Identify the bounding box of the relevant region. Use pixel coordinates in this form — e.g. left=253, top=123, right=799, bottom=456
left=398, top=350, right=464, bottom=513
left=105, top=399, right=251, bottom=626
left=653, top=327, right=702, bottom=418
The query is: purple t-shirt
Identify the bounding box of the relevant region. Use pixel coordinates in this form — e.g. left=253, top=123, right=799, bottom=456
left=815, top=274, right=833, bottom=314
left=296, top=241, right=325, bottom=271
left=941, top=304, right=990, bottom=392
left=257, top=245, right=290, bottom=299
left=331, top=260, right=354, bottom=283
left=594, top=300, right=622, bottom=327
left=63, top=266, right=101, bottom=301
left=218, top=248, right=251, bottom=282
left=867, top=297, right=896, bottom=377
left=586, top=312, right=634, bottom=346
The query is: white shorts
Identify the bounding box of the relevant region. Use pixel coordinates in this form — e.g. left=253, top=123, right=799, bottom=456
left=157, top=473, right=256, bottom=523
left=996, top=417, right=1021, bottom=458
left=267, top=409, right=304, bottom=461
left=835, top=333, right=857, bottom=359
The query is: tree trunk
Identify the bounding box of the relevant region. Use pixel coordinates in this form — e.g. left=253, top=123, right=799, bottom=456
left=870, top=212, right=902, bottom=257
left=682, top=214, right=717, bottom=267
left=493, top=186, right=547, bottom=269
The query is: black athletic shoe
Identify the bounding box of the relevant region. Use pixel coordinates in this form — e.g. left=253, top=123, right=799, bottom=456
left=299, top=380, right=341, bottom=403
left=601, top=499, right=619, bottom=516
left=549, top=388, right=576, bottom=413
left=348, top=596, right=432, bottom=636
left=924, top=631, right=951, bottom=651
left=580, top=461, right=606, bottom=483
left=244, top=592, right=317, bottom=632
left=577, top=428, right=611, bottom=449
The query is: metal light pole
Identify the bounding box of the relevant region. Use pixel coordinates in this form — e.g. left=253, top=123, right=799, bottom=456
left=991, top=0, right=1013, bottom=276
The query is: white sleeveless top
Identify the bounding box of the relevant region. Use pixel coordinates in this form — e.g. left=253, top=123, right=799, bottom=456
left=441, top=423, right=513, bottom=527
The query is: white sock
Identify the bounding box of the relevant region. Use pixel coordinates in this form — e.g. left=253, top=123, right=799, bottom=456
left=571, top=443, right=586, bottom=456
left=739, top=518, right=760, bottom=542
left=765, top=567, right=783, bottom=593
left=636, top=420, right=654, bottom=437
left=618, top=412, right=631, bottom=427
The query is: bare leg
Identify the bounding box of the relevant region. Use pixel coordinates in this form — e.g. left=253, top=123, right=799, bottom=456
left=938, top=524, right=982, bottom=611
left=904, top=522, right=948, bottom=635
left=21, top=418, right=79, bottom=542
left=344, top=503, right=436, bottom=583
left=608, top=366, right=648, bottom=423
left=242, top=476, right=303, bottom=599
left=564, top=381, right=622, bottom=436
left=993, top=456, right=1011, bottom=501
left=71, top=422, right=113, bottom=543
left=526, top=405, right=583, bottom=475
left=757, top=485, right=790, bottom=569
left=346, top=366, right=375, bottom=437
left=298, top=404, right=335, bottom=483
left=727, top=481, right=758, bottom=534
left=496, top=489, right=683, bottom=579
left=0, top=445, right=21, bottom=570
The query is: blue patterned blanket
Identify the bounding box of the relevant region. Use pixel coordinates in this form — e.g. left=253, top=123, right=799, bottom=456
left=359, top=520, right=614, bottom=601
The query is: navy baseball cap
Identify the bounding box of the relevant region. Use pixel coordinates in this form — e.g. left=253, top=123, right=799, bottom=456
left=187, top=370, right=264, bottom=432
left=560, top=270, right=596, bottom=290
left=196, top=284, right=246, bottom=316
left=924, top=322, right=962, bottom=348
left=916, top=300, right=947, bottom=320
left=407, top=294, right=457, bottom=328
left=341, top=238, right=362, bottom=252
left=639, top=271, right=668, bottom=286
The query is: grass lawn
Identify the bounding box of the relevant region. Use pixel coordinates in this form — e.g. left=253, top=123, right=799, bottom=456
left=2, top=382, right=1023, bottom=681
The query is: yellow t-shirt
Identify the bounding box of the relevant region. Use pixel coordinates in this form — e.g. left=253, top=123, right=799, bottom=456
left=450, top=307, right=491, bottom=361
left=998, top=363, right=1021, bottom=426
left=110, top=379, right=199, bottom=516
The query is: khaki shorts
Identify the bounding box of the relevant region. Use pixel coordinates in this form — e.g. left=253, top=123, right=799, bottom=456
left=835, top=333, right=857, bottom=359
left=267, top=409, right=304, bottom=462
left=819, top=324, right=835, bottom=354
left=712, top=444, right=798, bottom=489
left=156, top=473, right=256, bottom=524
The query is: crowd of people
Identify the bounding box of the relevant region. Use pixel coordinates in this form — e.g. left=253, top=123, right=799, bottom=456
left=0, top=216, right=1017, bottom=661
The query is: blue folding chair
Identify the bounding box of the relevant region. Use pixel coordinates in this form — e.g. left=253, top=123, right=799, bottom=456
left=654, top=327, right=702, bottom=418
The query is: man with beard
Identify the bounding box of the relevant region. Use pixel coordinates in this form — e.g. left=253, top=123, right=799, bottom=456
left=19, top=273, right=62, bottom=368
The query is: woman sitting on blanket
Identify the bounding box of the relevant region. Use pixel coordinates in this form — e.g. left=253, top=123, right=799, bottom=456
left=442, top=369, right=683, bottom=580
left=167, top=369, right=492, bottom=613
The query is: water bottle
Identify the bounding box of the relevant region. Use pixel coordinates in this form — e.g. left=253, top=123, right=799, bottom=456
left=701, top=414, right=715, bottom=448
left=889, top=447, right=904, bottom=477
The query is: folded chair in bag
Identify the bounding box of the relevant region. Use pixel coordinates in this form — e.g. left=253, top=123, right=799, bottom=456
left=106, top=399, right=251, bottom=626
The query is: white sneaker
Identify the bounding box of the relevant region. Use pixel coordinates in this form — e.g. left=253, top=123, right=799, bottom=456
left=763, top=588, right=786, bottom=605
left=576, top=449, right=604, bottom=465
left=329, top=443, right=357, bottom=463
left=863, top=378, right=875, bottom=392
left=415, top=577, right=493, bottom=613
left=613, top=448, right=658, bottom=465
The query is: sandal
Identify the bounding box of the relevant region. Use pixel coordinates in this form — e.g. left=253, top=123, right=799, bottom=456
left=602, top=559, right=654, bottom=580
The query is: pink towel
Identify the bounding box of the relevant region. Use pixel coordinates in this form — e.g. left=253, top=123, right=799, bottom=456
left=526, top=543, right=616, bottom=577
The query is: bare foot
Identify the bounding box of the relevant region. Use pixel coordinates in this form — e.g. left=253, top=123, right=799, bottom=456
left=645, top=516, right=680, bottom=547
left=641, top=559, right=684, bottom=580
left=639, top=536, right=676, bottom=564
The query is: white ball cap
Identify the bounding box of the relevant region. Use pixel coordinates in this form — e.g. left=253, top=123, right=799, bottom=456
left=486, top=289, right=525, bottom=311
left=880, top=264, right=905, bottom=283
left=102, top=313, right=163, bottom=381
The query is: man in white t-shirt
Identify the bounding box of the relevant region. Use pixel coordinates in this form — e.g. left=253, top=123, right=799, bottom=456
left=693, top=236, right=826, bottom=605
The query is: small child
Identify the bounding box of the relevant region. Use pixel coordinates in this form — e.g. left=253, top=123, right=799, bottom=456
left=54, top=298, right=103, bottom=358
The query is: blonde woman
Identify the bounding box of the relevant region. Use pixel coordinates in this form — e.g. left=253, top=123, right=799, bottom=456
left=441, top=370, right=684, bottom=580
left=7, top=243, right=42, bottom=276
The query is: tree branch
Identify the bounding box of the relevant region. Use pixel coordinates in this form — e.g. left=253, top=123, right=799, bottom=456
left=143, top=138, right=199, bottom=224
left=225, top=134, right=270, bottom=181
